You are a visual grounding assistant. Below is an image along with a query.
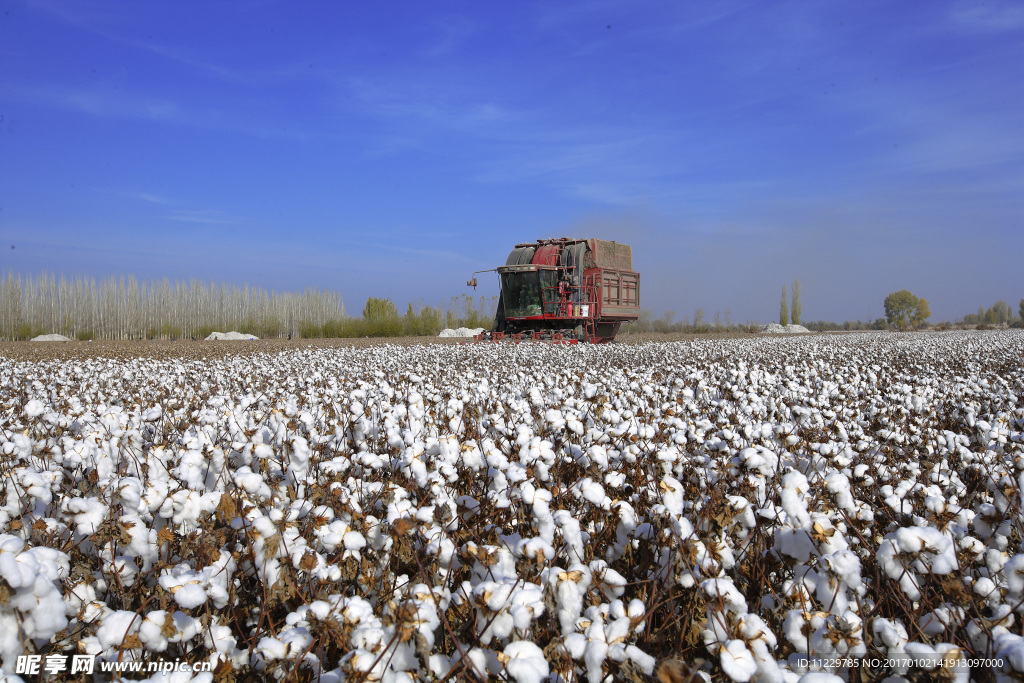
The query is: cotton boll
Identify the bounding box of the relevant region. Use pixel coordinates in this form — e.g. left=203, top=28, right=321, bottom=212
left=659, top=476, right=685, bottom=517
left=500, top=641, right=549, bottom=683
left=67, top=497, right=108, bottom=536
left=719, top=639, right=757, bottom=682
left=173, top=583, right=208, bottom=609
left=974, top=576, right=998, bottom=600
left=547, top=564, right=592, bottom=635
left=507, top=584, right=545, bottom=630
left=589, top=560, right=626, bottom=599
left=553, top=510, right=586, bottom=563
left=256, top=636, right=288, bottom=661
left=871, top=617, right=908, bottom=652
left=876, top=526, right=958, bottom=600
left=588, top=445, right=609, bottom=470
left=772, top=527, right=817, bottom=565
left=25, top=399, right=46, bottom=418
left=139, top=611, right=171, bottom=651
left=579, top=478, right=608, bottom=508
left=1003, top=554, right=1024, bottom=599
left=96, top=609, right=142, bottom=652
left=780, top=471, right=812, bottom=530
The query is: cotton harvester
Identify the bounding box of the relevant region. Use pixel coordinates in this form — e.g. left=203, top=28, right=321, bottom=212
left=467, top=238, right=640, bottom=343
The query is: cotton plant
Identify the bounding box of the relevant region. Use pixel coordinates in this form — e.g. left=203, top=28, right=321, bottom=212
left=876, top=525, right=959, bottom=601
left=562, top=601, right=654, bottom=683
left=700, top=578, right=784, bottom=682
left=1, top=330, right=1023, bottom=681
left=0, top=534, right=70, bottom=669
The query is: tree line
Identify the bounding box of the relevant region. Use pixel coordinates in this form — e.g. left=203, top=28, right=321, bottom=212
left=315, top=295, right=498, bottom=338
left=0, top=272, right=497, bottom=341
left=960, top=299, right=1023, bottom=327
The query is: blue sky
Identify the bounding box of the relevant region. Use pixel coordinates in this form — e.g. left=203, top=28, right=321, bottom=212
left=2, top=0, right=1021, bottom=323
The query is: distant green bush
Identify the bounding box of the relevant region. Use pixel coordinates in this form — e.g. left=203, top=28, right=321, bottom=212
left=15, top=323, right=45, bottom=340
left=161, top=324, right=183, bottom=339
left=194, top=325, right=218, bottom=340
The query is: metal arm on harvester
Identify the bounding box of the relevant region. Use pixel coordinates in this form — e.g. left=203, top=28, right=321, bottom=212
left=466, top=269, right=496, bottom=290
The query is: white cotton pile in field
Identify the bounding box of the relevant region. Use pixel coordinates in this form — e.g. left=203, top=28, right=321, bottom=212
left=438, top=327, right=486, bottom=337
left=0, top=330, right=1022, bottom=681
left=28, top=333, right=71, bottom=342
left=205, top=331, right=258, bottom=340
left=760, top=323, right=811, bottom=334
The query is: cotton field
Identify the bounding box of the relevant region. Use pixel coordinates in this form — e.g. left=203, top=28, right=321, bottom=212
left=2, top=331, right=1023, bottom=683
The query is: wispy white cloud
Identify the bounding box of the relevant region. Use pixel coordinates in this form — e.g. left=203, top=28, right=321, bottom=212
left=419, top=15, right=479, bottom=58
left=28, top=0, right=305, bottom=85
left=9, top=81, right=313, bottom=141
left=166, top=210, right=236, bottom=225
left=948, top=0, right=1024, bottom=32
left=94, top=187, right=173, bottom=205
left=93, top=188, right=239, bottom=226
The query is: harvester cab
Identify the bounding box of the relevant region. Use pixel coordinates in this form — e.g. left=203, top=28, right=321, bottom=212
left=469, top=238, right=639, bottom=343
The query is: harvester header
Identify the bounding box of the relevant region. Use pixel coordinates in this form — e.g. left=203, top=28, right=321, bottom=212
left=469, top=237, right=640, bottom=343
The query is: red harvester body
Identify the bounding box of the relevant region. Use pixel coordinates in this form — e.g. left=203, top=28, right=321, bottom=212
left=469, top=237, right=640, bottom=343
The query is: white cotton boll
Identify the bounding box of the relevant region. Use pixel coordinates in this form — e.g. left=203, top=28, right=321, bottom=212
left=501, top=641, right=549, bottom=683
left=460, top=443, right=484, bottom=471
left=563, top=633, right=587, bottom=658
left=871, top=617, right=908, bottom=651
left=67, top=497, right=107, bottom=536
left=65, top=580, right=97, bottom=615
left=287, top=435, right=312, bottom=485
left=783, top=610, right=825, bottom=652
left=986, top=548, right=1009, bottom=576
left=545, top=408, right=566, bottom=432
left=256, top=636, right=288, bottom=661
left=517, top=537, right=555, bottom=563
left=25, top=399, right=46, bottom=418
left=773, top=528, right=816, bottom=565
left=625, top=645, right=655, bottom=674
left=580, top=478, right=608, bottom=508
left=97, top=610, right=142, bottom=651
left=508, top=584, right=545, bottom=629
left=719, top=639, right=757, bottom=682
left=584, top=637, right=609, bottom=683
left=139, top=611, right=170, bottom=652
left=465, top=647, right=500, bottom=678
left=343, top=531, right=367, bottom=552
left=588, top=445, right=609, bottom=470
left=142, top=407, right=163, bottom=422
left=428, top=653, right=452, bottom=679
left=974, top=576, right=998, bottom=599
left=1003, top=554, right=1024, bottom=597
left=279, top=626, right=314, bottom=661
left=904, top=641, right=943, bottom=669
left=701, top=577, right=748, bottom=614
left=173, top=583, right=208, bottom=609
left=995, top=632, right=1024, bottom=673
left=659, top=476, right=685, bottom=516
left=920, top=610, right=950, bottom=636
left=780, top=471, right=812, bottom=529
left=316, top=519, right=351, bottom=552
left=590, top=560, right=627, bottom=599
left=553, top=510, right=585, bottom=563
left=549, top=564, right=591, bottom=634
